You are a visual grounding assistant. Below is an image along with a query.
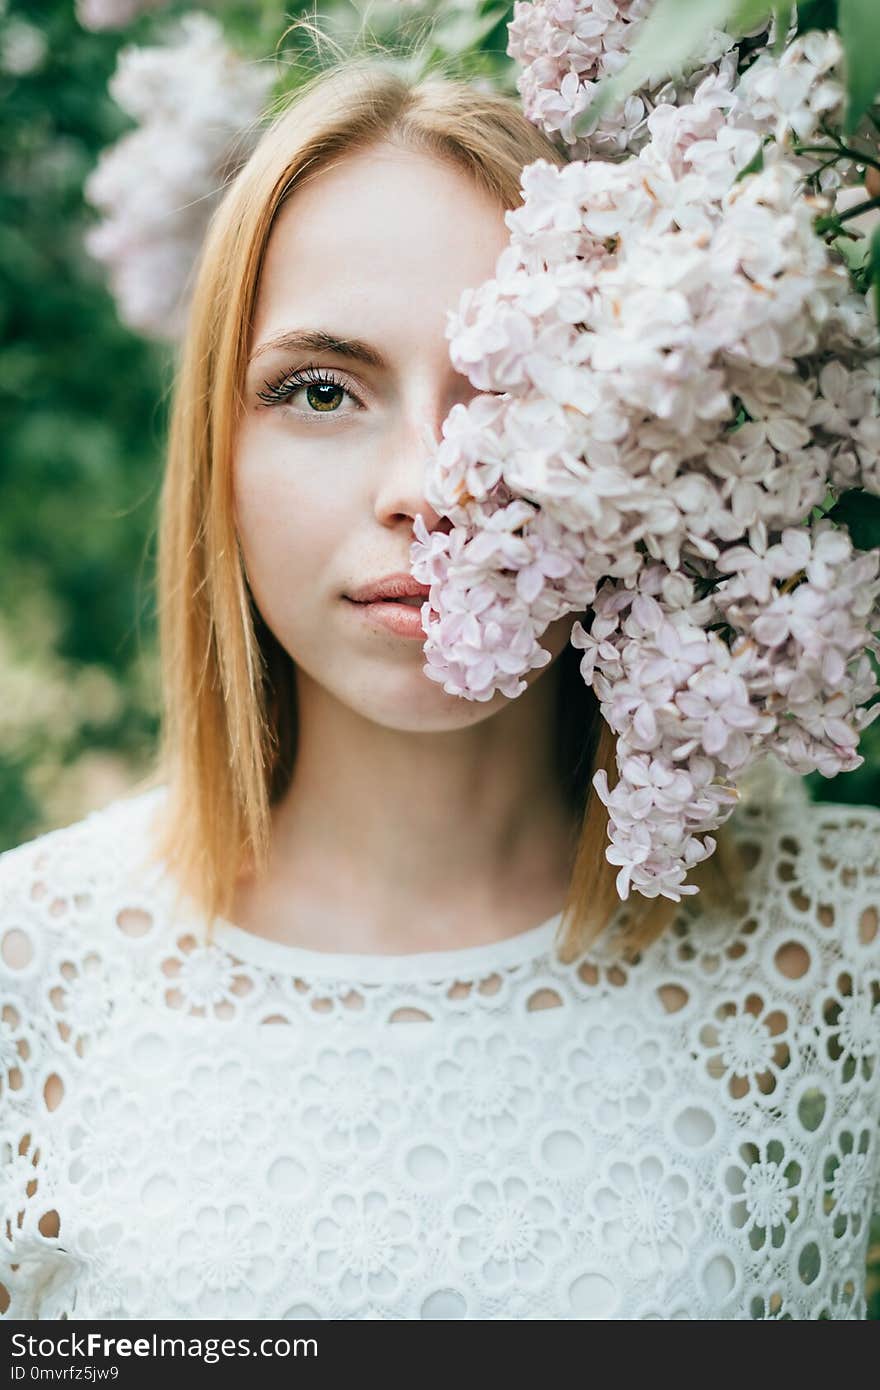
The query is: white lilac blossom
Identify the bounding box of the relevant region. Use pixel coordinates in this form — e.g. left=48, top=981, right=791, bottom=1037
left=76, top=0, right=170, bottom=30
left=410, top=14, right=880, bottom=903
left=83, top=12, right=274, bottom=340
left=0, top=17, right=47, bottom=75
left=506, top=0, right=739, bottom=159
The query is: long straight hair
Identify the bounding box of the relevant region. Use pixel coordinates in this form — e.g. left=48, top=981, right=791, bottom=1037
left=145, top=50, right=740, bottom=964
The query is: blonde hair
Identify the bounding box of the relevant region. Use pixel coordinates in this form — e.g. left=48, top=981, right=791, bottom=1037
left=146, top=38, right=742, bottom=965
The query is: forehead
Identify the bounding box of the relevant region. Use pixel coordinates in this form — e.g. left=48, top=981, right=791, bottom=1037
left=250, top=142, right=511, bottom=348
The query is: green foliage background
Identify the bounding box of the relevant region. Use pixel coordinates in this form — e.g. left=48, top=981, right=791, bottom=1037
left=1, top=0, right=878, bottom=1314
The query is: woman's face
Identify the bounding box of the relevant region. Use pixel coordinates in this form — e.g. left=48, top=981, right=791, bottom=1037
left=235, top=140, right=575, bottom=732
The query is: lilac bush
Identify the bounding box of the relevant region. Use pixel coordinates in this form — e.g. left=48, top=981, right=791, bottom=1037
left=410, top=11, right=880, bottom=902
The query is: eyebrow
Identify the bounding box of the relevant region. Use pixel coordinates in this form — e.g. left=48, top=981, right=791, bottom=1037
left=248, top=328, right=388, bottom=370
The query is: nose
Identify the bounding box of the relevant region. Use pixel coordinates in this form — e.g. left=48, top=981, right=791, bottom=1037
left=372, top=382, right=474, bottom=536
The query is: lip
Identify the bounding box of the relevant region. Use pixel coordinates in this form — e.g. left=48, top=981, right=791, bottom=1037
left=344, top=596, right=430, bottom=640
left=346, top=571, right=431, bottom=604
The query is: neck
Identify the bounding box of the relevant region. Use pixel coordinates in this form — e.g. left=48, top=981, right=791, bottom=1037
left=232, top=658, right=581, bottom=951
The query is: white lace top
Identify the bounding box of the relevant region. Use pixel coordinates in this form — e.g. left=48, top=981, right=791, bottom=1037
left=1, top=770, right=879, bottom=1321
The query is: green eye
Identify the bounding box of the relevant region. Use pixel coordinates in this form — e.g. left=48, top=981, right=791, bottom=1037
left=304, top=381, right=345, bottom=412
left=256, top=361, right=364, bottom=416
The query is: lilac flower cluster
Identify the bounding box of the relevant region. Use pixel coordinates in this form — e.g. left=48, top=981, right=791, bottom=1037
left=82, top=12, right=273, bottom=340
left=507, top=0, right=739, bottom=158
left=75, top=0, right=170, bottom=30
left=410, top=18, right=880, bottom=902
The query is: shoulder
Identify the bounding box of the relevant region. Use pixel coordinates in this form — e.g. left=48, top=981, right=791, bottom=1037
left=0, top=781, right=170, bottom=966
left=729, top=761, right=879, bottom=882
left=728, top=766, right=880, bottom=979
left=661, top=765, right=880, bottom=990
left=735, top=770, right=880, bottom=903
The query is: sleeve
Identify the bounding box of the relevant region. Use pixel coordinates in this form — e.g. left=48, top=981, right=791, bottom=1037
left=860, top=809, right=880, bottom=1246
left=0, top=838, right=72, bottom=1320
left=858, top=811, right=880, bottom=1308
left=807, top=798, right=880, bottom=1235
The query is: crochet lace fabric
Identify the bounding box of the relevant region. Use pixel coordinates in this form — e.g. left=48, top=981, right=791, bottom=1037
left=1, top=774, right=878, bottom=1319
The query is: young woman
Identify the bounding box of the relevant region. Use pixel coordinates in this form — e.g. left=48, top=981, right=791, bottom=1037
left=2, top=56, right=879, bottom=1323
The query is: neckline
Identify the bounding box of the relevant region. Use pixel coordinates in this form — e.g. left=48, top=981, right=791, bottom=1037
left=206, top=907, right=565, bottom=983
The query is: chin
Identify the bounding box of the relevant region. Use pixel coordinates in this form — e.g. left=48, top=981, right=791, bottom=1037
left=345, top=679, right=510, bottom=734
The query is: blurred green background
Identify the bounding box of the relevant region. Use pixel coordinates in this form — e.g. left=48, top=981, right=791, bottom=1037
left=1, top=0, right=878, bottom=1316
left=1, top=1, right=169, bottom=840
left=3, top=0, right=878, bottom=852
left=0, top=0, right=526, bottom=844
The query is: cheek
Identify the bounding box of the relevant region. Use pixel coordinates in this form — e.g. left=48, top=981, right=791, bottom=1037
left=542, top=612, right=580, bottom=662
left=232, top=433, right=344, bottom=629
left=517, top=611, right=581, bottom=695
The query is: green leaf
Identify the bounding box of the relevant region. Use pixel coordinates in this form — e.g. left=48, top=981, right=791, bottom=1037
left=431, top=4, right=511, bottom=57
left=793, top=0, right=838, bottom=34
left=734, top=139, right=766, bottom=181
left=839, top=0, right=880, bottom=134
left=869, top=220, right=880, bottom=333
left=728, top=2, right=796, bottom=55
left=773, top=4, right=795, bottom=53
left=730, top=1, right=775, bottom=29
left=825, top=489, right=880, bottom=550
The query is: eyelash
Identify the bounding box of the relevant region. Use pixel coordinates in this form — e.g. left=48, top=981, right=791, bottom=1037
left=256, top=361, right=365, bottom=414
